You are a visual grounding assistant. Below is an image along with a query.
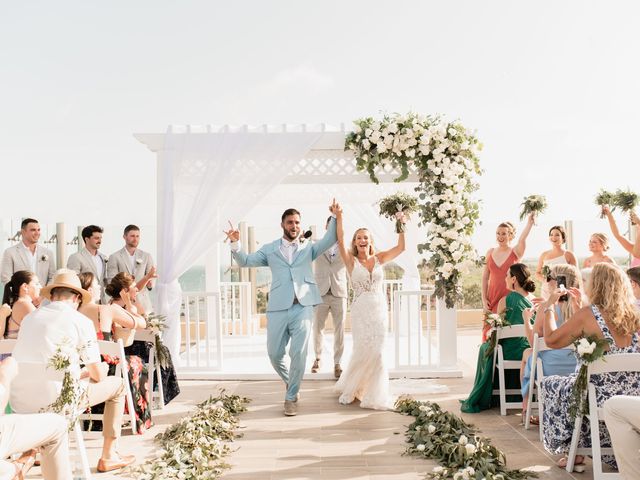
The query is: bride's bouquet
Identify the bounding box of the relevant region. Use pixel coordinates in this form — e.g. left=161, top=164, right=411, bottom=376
left=519, top=194, right=547, bottom=221
left=378, top=192, right=419, bottom=233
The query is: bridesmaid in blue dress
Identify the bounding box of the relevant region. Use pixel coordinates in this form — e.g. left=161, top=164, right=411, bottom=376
left=538, top=263, right=640, bottom=471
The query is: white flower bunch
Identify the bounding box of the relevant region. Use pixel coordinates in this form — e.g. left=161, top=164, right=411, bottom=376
left=576, top=337, right=596, bottom=356
left=453, top=466, right=475, bottom=480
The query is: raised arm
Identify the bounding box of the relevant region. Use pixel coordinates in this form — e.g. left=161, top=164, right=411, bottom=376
left=224, top=221, right=268, bottom=268
left=311, top=217, right=337, bottom=260
left=513, top=213, right=535, bottom=259
left=604, top=206, right=634, bottom=254
left=377, top=231, right=406, bottom=264
left=335, top=207, right=354, bottom=273
left=631, top=212, right=640, bottom=259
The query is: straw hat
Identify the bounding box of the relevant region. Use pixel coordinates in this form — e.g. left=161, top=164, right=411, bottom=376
left=40, top=270, right=92, bottom=305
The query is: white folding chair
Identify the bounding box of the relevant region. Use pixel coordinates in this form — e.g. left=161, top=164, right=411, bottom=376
left=491, top=324, right=527, bottom=416
left=0, top=339, right=17, bottom=355
left=134, top=329, right=164, bottom=410
left=78, top=339, right=137, bottom=432
left=566, top=353, right=640, bottom=478
left=525, top=334, right=550, bottom=431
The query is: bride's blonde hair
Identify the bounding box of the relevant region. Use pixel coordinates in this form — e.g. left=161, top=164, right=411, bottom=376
left=587, top=263, right=640, bottom=336
left=351, top=228, right=375, bottom=256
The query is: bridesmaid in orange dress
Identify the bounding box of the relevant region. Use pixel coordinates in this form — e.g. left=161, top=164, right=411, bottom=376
left=481, top=213, right=535, bottom=341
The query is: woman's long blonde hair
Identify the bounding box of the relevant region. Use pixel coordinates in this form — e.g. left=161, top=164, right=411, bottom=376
left=351, top=228, right=375, bottom=256
left=588, top=263, right=640, bottom=336
left=549, top=264, right=583, bottom=322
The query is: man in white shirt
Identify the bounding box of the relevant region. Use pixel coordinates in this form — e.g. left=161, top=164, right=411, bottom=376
left=10, top=271, right=136, bottom=473
left=107, top=225, right=156, bottom=312
left=0, top=357, right=71, bottom=480
left=67, top=225, right=109, bottom=303
left=0, top=218, right=55, bottom=286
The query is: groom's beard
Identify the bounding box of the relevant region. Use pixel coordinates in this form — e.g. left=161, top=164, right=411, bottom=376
left=282, top=229, right=299, bottom=241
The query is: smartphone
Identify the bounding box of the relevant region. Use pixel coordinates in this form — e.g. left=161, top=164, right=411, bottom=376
left=556, top=274, right=568, bottom=302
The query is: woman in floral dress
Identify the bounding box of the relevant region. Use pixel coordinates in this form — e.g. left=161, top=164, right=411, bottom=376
left=538, top=263, right=640, bottom=470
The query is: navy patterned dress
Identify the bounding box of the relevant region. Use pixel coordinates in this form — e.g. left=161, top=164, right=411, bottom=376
left=540, top=304, right=640, bottom=467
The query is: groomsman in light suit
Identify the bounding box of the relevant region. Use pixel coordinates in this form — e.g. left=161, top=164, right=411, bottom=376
left=225, top=200, right=339, bottom=416
left=67, top=225, right=109, bottom=303
left=312, top=216, right=348, bottom=379
left=1, top=218, right=55, bottom=286
left=107, top=225, right=156, bottom=312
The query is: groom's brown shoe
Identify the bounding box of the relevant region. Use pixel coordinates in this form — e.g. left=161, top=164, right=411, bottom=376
left=284, top=400, right=297, bottom=416
left=334, top=364, right=342, bottom=379
left=311, top=358, right=320, bottom=373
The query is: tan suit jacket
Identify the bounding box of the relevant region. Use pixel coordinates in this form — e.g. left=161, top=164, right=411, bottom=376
left=314, top=246, right=348, bottom=298
left=107, top=247, right=155, bottom=310
left=67, top=247, right=108, bottom=303
left=1, top=242, right=55, bottom=285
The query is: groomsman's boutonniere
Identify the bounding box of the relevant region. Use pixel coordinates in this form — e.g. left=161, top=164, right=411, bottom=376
left=136, top=258, right=143, bottom=265
left=41, top=254, right=48, bottom=262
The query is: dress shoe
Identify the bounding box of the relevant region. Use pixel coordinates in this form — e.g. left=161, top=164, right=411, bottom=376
left=311, top=358, right=320, bottom=373
left=334, top=363, right=343, bottom=379
left=284, top=400, right=297, bottom=416
left=97, top=454, right=136, bottom=472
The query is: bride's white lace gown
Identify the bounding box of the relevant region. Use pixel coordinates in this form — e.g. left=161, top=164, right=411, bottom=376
left=335, top=256, right=393, bottom=410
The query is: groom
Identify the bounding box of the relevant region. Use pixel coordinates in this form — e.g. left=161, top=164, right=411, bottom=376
left=225, top=200, right=339, bottom=416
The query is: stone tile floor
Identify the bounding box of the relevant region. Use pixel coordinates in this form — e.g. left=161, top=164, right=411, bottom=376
left=25, top=330, right=594, bottom=479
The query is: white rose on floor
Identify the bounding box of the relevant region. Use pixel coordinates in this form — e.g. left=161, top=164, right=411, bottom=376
left=416, top=444, right=426, bottom=451
left=428, top=424, right=436, bottom=434
left=464, top=443, right=476, bottom=456
left=432, top=466, right=444, bottom=474
left=458, top=434, right=468, bottom=445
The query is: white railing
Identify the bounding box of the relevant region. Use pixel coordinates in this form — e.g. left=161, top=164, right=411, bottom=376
left=383, top=280, right=403, bottom=332
left=181, top=291, right=222, bottom=370
left=393, top=287, right=437, bottom=370
left=219, top=282, right=255, bottom=336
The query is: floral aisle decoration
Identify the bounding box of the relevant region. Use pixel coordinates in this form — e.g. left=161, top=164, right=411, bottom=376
left=395, top=397, right=536, bottom=480
left=346, top=113, right=482, bottom=308
left=146, top=312, right=171, bottom=368
left=568, top=334, right=610, bottom=420
left=518, top=195, right=547, bottom=222
left=44, top=338, right=91, bottom=428
left=483, top=312, right=510, bottom=359
left=130, top=391, right=250, bottom=480
left=378, top=192, right=420, bottom=233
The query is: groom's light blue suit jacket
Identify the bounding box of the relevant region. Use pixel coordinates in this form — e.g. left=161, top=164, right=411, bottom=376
left=232, top=218, right=337, bottom=312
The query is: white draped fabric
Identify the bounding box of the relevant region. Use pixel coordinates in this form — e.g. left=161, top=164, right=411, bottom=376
left=156, top=127, right=323, bottom=361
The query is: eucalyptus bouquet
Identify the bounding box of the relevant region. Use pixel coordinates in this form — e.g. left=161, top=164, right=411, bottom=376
left=519, top=194, right=547, bottom=222
left=146, top=312, right=170, bottom=368
left=613, top=189, right=640, bottom=224
left=378, top=192, right=419, bottom=233
left=569, top=334, right=610, bottom=420
left=594, top=189, right=615, bottom=218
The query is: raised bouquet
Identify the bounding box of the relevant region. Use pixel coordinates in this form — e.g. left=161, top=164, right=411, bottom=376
left=594, top=189, right=615, bottom=218
left=519, top=194, right=547, bottom=222
left=569, top=334, right=610, bottom=420
left=146, top=312, right=171, bottom=368
left=614, top=189, right=640, bottom=224
left=378, top=192, right=419, bottom=233
left=483, top=312, right=509, bottom=359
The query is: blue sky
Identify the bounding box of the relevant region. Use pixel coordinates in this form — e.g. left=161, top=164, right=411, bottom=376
left=1, top=1, right=639, bottom=260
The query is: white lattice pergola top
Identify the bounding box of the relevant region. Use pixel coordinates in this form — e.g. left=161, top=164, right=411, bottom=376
left=134, top=124, right=418, bottom=184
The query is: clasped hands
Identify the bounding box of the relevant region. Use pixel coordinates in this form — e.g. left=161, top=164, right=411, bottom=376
left=523, top=286, right=583, bottom=323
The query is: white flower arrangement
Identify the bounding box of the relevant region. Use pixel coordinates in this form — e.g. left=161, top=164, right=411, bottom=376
left=346, top=113, right=482, bottom=308
left=569, top=334, right=610, bottom=420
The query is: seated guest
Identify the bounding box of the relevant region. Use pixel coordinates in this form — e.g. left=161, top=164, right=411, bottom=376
left=626, top=267, right=640, bottom=307
left=583, top=233, right=615, bottom=268
left=67, top=225, right=108, bottom=304
left=0, top=218, right=55, bottom=286
left=520, top=264, right=580, bottom=424
left=79, top=272, right=151, bottom=434
left=604, top=395, right=640, bottom=480
left=1, top=271, right=41, bottom=341
left=539, top=263, right=640, bottom=470
left=0, top=357, right=71, bottom=479
left=9, top=270, right=136, bottom=472
left=460, top=263, right=534, bottom=413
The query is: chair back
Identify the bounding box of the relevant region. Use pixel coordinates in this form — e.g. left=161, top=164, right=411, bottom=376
left=588, top=352, right=640, bottom=376
left=134, top=328, right=155, bottom=343
left=0, top=339, right=17, bottom=355
left=496, top=324, right=526, bottom=341
left=97, top=339, right=127, bottom=377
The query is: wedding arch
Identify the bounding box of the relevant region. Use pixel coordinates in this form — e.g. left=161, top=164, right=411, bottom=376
left=134, top=123, right=465, bottom=377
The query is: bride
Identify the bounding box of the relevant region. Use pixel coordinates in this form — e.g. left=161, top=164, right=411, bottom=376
left=333, top=204, right=406, bottom=410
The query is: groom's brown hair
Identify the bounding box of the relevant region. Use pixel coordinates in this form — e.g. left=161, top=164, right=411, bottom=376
left=281, top=208, right=300, bottom=222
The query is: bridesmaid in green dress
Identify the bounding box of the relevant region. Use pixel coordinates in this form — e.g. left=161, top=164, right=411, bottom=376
left=460, top=263, right=534, bottom=413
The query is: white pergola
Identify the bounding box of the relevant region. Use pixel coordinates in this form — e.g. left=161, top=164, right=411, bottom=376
left=134, top=124, right=459, bottom=377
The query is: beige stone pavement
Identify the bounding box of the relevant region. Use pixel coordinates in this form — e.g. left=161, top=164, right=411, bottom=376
left=25, top=330, right=596, bottom=479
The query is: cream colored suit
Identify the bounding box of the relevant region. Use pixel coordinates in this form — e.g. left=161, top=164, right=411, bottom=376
left=107, top=247, right=155, bottom=311
left=67, top=247, right=108, bottom=303
left=0, top=242, right=55, bottom=285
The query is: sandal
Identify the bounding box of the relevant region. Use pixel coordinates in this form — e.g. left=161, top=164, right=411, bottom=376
left=529, top=415, right=539, bottom=425
left=557, top=456, right=585, bottom=473
left=11, top=449, right=37, bottom=480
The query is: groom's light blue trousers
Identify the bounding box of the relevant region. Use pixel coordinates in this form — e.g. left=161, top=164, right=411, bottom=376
left=267, top=303, right=313, bottom=402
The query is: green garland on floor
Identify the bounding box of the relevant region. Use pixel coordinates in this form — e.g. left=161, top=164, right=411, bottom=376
left=130, top=391, right=250, bottom=480
left=395, top=397, right=537, bottom=480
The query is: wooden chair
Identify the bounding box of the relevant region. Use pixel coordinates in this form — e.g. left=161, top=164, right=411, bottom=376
left=491, top=324, right=526, bottom=416
left=134, top=329, right=165, bottom=410
left=566, top=353, right=640, bottom=478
